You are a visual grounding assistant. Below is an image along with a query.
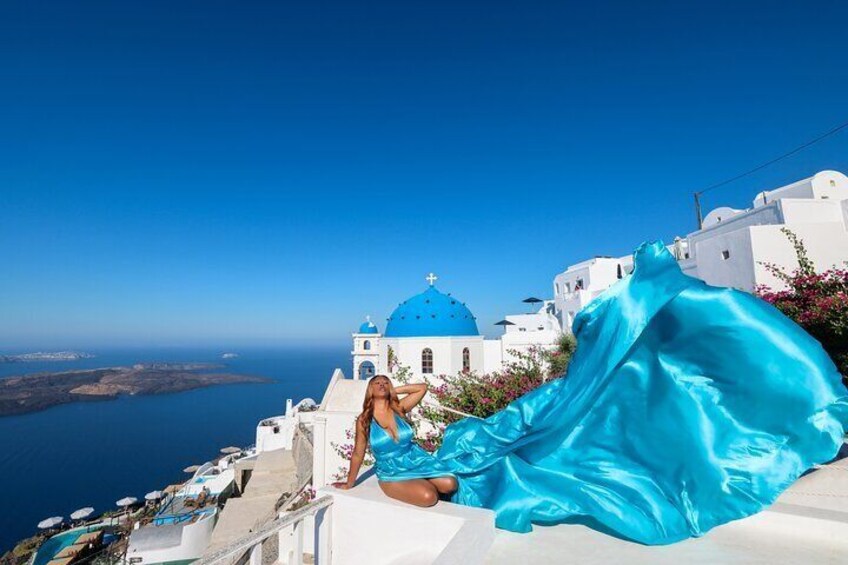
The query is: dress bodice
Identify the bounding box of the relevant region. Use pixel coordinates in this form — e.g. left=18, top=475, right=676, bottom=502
left=369, top=411, right=414, bottom=456
left=367, top=409, right=459, bottom=484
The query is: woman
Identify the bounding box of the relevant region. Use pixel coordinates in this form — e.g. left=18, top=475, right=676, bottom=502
left=334, top=241, right=848, bottom=545
left=331, top=376, right=459, bottom=506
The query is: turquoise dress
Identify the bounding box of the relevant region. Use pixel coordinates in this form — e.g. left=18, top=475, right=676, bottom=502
left=424, top=240, right=848, bottom=545
left=369, top=410, right=458, bottom=482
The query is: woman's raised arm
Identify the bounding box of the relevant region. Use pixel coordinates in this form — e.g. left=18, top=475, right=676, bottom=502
left=396, top=382, right=428, bottom=413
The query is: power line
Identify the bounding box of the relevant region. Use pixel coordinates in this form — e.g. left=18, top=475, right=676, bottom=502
left=692, top=117, right=848, bottom=228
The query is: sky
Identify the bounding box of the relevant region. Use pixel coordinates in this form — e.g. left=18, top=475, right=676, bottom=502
left=1, top=0, right=847, bottom=349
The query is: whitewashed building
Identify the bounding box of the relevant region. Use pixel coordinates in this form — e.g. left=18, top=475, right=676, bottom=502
left=553, top=255, right=634, bottom=332
left=552, top=170, right=848, bottom=331
left=680, top=169, right=848, bottom=291
left=495, top=300, right=562, bottom=367
left=352, top=274, right=561, bottom=382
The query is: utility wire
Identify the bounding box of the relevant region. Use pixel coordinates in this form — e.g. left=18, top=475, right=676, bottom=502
left=692, top=117, right=848, bottom=229
left=697, top=118, right=848, bottom=196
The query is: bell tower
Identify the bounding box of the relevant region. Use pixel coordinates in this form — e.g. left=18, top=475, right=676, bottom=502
left=351, top=316, right=381, bottom=380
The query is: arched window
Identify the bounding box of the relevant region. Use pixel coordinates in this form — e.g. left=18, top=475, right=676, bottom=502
left=421, top=348, right=433, bottom=374
left=358, top=361, right=375, bottom=379
left=462, top=347, right=470, bottom=372
left=363, top=340, right=371, bottom=350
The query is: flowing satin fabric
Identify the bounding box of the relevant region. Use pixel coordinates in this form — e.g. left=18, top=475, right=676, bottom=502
left=370, top=411, right=459, bottom=482
left=431, top=240, right=848, bottom=545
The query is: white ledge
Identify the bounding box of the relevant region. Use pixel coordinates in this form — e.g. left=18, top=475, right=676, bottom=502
left=317, top=473, right=495, bottom=565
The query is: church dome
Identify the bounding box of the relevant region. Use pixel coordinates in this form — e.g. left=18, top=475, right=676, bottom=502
left=385, top=286, right=479, bottom=338
left=358, top=317, right=379, bottom=334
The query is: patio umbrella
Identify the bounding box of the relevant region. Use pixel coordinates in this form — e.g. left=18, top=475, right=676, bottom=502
left=70, top=507, right=94, bottom=521
left=522, top=297, right=544, bottom=313
left=115, top=497, right=137, bottom=508
left=144, top=490, right=164, bottom=501
left=494, top=319, right=515, bottom=333
left=183, top=465, right=200, bottom=474
left=220, top=446, right=241, bottom=454
left=38, top=516, right=63, bottom=529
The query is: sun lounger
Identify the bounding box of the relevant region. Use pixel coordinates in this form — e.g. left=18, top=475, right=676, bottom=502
left=54, top=544, right=85, bottom=559
left=75, top=531, right=103, bottom=545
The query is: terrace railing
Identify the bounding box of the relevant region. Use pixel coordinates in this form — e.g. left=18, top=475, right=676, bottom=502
left=197, top=495, right=334, bottom=565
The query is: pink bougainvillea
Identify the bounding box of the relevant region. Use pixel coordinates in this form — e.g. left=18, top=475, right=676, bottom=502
left=755, top=228, right=848, bottom=382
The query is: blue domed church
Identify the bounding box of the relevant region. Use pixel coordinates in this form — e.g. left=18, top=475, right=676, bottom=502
left=352, top=274, right=491, bottom=380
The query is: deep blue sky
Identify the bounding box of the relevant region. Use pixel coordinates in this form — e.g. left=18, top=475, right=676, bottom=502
left=2, top=1, right=847, bottom=348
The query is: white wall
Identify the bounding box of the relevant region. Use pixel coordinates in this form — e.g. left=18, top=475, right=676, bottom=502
left=312, top=370, right=370, bottom=489
left=685, top=171, right=848, bottom=291
left=316, top=477, right=495, bottom=565
left=381, top=336, right=484, bottom=379
left=553, top=256, right=630, bottom=332
left=749, top=223, right=848, bottom=289
left=482, top=340, right=503, bottom=374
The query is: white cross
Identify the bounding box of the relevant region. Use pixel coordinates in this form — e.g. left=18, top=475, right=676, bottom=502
left=426, top=272, right=438, bottom=286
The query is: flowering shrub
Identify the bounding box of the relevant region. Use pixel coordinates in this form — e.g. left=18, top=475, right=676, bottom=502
left=328, top=418, right=374, bottom=482
left=417, top=333, right=577, bottom=451
left=755, top=227, right=848, bottom=380
left=288, top=485, right=317, bottom=511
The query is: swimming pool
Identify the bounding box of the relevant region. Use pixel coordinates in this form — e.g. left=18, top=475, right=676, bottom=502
left=32, top=530, right=81, bottom=565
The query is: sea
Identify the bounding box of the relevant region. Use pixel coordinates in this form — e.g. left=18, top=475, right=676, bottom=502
left=0, top=346, right=349, bottom=553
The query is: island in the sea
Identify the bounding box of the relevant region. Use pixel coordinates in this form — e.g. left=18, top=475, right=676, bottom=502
left=0, top=351, right=95, bottom=363
left=0, top=363, right=271, bottom=416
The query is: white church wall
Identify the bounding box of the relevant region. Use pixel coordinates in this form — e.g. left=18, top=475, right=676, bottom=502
left=382, top=336, right=484, bottom=380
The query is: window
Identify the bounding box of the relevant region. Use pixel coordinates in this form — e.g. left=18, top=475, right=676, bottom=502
left=358, top=361, right=375, bottom=379
left=462, top=347, right=470, bottom=372
left=565, top=282, right=571, bottom=293
left=721, top=250, right=730, bottom=260
left=422, top=348, right=433, bottom=374
left=555, top=283, right=560, bottom=296
left=616, top=264, right=623, bottom=279
left=576, top=278, right=584, bottom=290
left=363, top=340, right=371, bottom=350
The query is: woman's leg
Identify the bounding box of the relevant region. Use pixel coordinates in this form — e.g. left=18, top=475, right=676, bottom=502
left=427, top=475, right=458, bottom=496
left=378, top=478, right=439, bottom=507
